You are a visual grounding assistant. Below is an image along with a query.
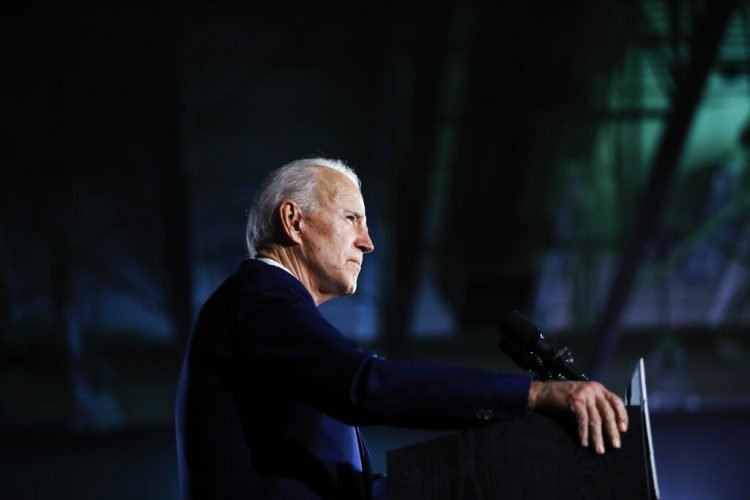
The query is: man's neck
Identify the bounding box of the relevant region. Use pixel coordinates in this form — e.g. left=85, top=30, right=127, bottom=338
left=256, top=246, right=331, bottom=305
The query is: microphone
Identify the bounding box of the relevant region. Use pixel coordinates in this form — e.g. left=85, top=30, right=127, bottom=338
left=498, top=310, right=589, bottom=381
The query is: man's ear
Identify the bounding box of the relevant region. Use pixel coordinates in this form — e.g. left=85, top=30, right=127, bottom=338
left=278, top=199, right=304, bottom=245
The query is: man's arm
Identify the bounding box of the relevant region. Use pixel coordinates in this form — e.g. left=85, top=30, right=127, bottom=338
left=528, top=380, right=629, bottom=454
left=234, top=266, right=533, bottom=428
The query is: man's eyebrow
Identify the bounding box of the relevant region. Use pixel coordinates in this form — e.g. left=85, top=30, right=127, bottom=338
left=342, top=209, right=365, bottom=218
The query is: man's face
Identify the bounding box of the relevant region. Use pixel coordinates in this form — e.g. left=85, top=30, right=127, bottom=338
left=299, top=169, right=374, bottom=301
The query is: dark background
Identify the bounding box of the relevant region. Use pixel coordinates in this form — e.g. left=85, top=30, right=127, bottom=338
left=1, top=1, right=749, bottom=498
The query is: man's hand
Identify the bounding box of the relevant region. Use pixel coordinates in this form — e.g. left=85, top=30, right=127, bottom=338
left=528, top=380, right=628, bottom=455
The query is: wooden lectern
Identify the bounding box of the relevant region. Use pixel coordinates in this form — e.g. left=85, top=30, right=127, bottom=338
left=387, top=360, right=659, bottom=500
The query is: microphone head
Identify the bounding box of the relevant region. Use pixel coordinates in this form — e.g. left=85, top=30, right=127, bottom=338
left=498, top=310, right=590, bottom=381
left=498, top=336, right=545, bottom=375
left=499, top=310, right=543, bottom=349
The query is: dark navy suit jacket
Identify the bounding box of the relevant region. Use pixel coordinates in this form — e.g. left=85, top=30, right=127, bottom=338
left=175, top=259, right=531, bottom=499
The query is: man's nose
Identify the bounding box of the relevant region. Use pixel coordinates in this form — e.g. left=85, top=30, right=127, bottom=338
left=357, top=228, right=374, bottom=254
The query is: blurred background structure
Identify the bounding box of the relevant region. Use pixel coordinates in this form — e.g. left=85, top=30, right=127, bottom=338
left=1, top=0, right=749, bottom=498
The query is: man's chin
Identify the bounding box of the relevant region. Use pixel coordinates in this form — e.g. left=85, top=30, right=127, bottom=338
left=340, top=279, right=358, bottom=296
left=329, top=276, right=358, bottom=298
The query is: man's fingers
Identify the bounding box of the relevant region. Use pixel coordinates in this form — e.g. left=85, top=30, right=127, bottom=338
left=576, top=400, right=589, bottom=448
left=598, top=396, right=621, bottom=449
left=535, top=381, right=629, bottom=454
left=587, top=398, right=605, bottom=454
left=608, top=391, right=629, bottom=433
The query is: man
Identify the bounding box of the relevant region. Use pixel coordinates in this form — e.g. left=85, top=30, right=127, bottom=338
left=175, top=158, right=628, bottom=500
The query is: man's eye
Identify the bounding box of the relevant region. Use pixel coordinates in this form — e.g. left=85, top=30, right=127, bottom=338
left=346, top=215, right=356, bottom=222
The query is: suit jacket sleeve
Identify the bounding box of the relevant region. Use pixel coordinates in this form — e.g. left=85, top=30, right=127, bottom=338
left=225, top=263, right=532, bottom=429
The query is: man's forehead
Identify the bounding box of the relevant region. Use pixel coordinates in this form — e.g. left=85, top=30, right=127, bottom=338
left=317, top=169, right=365, bottom=208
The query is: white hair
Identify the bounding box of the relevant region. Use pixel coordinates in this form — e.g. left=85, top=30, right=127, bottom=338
left=245, top=157, right=361, bottom=257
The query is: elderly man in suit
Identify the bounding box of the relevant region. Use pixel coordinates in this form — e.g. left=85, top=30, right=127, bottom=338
left=175, top=158, right=627, bottom=500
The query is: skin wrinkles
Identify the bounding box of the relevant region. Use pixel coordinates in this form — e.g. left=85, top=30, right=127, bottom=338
left=529, top=380, right=628, bottom=454
left=258, top=167, right=374, bottom=306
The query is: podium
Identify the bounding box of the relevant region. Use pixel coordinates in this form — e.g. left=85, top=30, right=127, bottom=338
left=387, top=360, right=659, bottom=499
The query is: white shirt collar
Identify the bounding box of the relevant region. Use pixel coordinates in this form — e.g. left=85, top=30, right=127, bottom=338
left=256, top=257, right=295, bottom=278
